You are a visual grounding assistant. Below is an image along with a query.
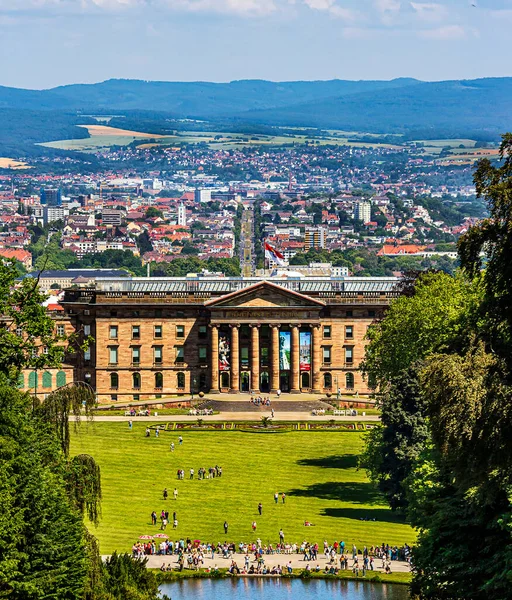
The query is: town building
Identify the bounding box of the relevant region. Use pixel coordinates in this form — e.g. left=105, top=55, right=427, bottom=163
left=61, top=276, right=398, bottom=403
left=353, top=201, right=371, bottom=223
left=23, top=269, right=129, bottom=291
left=195, top=189, right=212, bottom=203
left=304, top=227, right=326, bottom=250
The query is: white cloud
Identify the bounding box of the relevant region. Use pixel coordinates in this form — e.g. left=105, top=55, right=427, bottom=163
left=302, top=0, right=359, bottom=20
left=419, top=24, right=466, bottom=39
left=410, top=2, right=447, bottom=22
left=0, top=0, right=277, bottom=16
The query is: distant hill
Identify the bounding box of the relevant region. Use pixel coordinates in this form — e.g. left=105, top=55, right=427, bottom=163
left=0, top=77, right=511, bottom=157
left=0, top=78, right=421, bottom=115
left=238, top=78, right=512, bottom=137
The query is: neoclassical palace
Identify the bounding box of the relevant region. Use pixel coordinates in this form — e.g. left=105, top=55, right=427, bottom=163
left=59, top=276, right=398, bottom=404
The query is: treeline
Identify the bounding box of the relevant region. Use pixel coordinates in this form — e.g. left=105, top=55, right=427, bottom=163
left=360, top=134, right=512, bottom=598
left=0, top=261, right=166, bottom=599
left=290, top=248, right=458, bottom=276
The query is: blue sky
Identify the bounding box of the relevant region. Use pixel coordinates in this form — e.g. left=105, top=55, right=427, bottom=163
left=0, top=0, right=510, bottom=88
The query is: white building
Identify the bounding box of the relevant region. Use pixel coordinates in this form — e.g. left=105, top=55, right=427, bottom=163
left=195, top=189, right=212, bottom=203
left=353, top=201, right=371, bottom=223
left=177, top=203, right=187, bottom=226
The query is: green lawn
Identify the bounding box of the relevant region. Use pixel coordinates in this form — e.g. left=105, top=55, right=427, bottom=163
left=70, top=424, right=414, bottom=554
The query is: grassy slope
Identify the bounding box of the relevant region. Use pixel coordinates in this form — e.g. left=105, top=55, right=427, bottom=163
left=71, top=424, right=414, bottom=554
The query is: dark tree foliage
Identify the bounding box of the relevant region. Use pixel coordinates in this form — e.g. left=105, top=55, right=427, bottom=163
left=459, top=133, right=512, bottom=367
left=360, top=369, right=428, bottom=512
left=66, top=455, right=103, bottom=526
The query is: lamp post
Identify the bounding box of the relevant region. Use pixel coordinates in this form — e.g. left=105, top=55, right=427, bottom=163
left=191, top=376, right=198, bottom=403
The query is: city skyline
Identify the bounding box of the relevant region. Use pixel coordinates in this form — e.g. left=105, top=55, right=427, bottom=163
left=1, top=0, right=511, bottom=88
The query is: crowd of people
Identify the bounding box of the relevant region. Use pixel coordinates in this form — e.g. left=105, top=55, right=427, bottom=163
left=133, top=537, right=410, bottom=568
left=249, top=394, right=272, bottom=408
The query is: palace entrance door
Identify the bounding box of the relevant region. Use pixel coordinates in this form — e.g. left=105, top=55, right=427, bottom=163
left=260, top=371, right=270, bottom=393
left=240, top=372, right=250, bottom=392
left=280, top=372, right=290, bottom=393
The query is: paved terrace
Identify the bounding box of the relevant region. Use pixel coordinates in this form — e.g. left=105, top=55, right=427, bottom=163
left=110, top=552, right=410, bottom=574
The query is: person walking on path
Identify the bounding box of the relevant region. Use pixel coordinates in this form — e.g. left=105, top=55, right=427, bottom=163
left=274, top=492, right=279, bottom=504
left=163, top=488, right=168, bottom=501
left=258, top=503, right=263, bottom=515
left=224, top=521, right=229, bottom=534
left=282, top=493, right=286, bottom=504
left=277, top=389, right=281, bottom=398
left=173, top=488, right=178, bottom=500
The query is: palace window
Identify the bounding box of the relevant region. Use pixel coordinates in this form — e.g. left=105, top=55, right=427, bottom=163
left=132, top=325, right=141, bottom=340
left=84, top=348, right=91, bottom=361
left=154, top=346, right=163, bottom=365
left=322, top=346, right=332, bottom=365
left=111, top=394, right=118, bottom=402
left=240, top=325, right=250, bottom=340
left=84, top=325, right=91, bottom=336
left=110, top=310, right=117, bottom=318
left=199, top=373, right=207, bottom=390
left=345, top=325, right=354, bottom=339
left=241, top=346, right=249, bottom=366
left=110, top=372, right=119, bottom=390
left=133, top=394, right=140, bottom=401
left=199, top=325, right=207, bottom=339
left=346, top=310, right=353, bottom=318
left=56, top=371, right=66, bottom=387
left=260, top=347, right=269, bottom=366
left=42, top=372, right=52, bottom=389
left=155, top=309, right=162, bottom=318
left=346, top=372, right=355, bottom=389
left=176, top=346, right=184, bottom=363
left=198, top=346, right=207, bottom=363
left=345, top=346, right=354, bottom=365
left=109, top=325, right=118, bottom=339
left=177, top=372, right=185, bottom=389
left=368, top=310, right=376, bottom=318
left=28, top=372, right=38, bottom=389
left=176, top=325, right=185, bottom=338
left=57, top=324, right=65, bottom=337
left=155, top=372, right=163, bottom=389
left=323, top=325, right=331, bottom=339
left=324, top=373, right=332, bottom=389
left=133, top=311, right=140, bottom=317
left=16, top=327, right=23, bottom=337
left=132, top=346, right=141, bottom=366
left=109, top=346, right=118, bottom=365
left=18, top=373, right=24, bottom=389
left=260, top=325, right=270, bottom=340
left=154, top=325, right=163, bottom=339
left=132, top=372, right=141, bottom=389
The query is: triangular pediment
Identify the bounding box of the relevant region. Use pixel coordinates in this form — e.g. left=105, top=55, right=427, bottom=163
left=205, top=281, right=325, bottom=309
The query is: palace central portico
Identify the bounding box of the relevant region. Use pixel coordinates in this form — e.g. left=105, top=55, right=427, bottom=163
left=206, top=283, right=325, bottom=394
left=62, top=276, right=398, bottom=403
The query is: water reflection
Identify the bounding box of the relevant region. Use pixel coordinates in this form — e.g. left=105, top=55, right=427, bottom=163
left=160, top=578, right=409, bottom=600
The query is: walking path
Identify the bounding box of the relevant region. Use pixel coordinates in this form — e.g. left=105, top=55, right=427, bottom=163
left=109, top=552, right=410, bottom=574
left=89, top=412, right=379, bottom=422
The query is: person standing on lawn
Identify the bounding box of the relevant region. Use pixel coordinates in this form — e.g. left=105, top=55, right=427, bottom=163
left=258, top=503, right=263, bottom=515
left=224, top=521, right=229, bottom=534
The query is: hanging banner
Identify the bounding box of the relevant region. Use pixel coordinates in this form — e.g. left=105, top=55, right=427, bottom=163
left=279, top=330, right=291, bottom=371
left=219, top=333, right=230, bottom=372
left=299, top=331, right=311, bottom=371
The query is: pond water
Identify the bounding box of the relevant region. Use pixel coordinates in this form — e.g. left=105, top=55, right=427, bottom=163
left=160, top=578, right=409, bottom=600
